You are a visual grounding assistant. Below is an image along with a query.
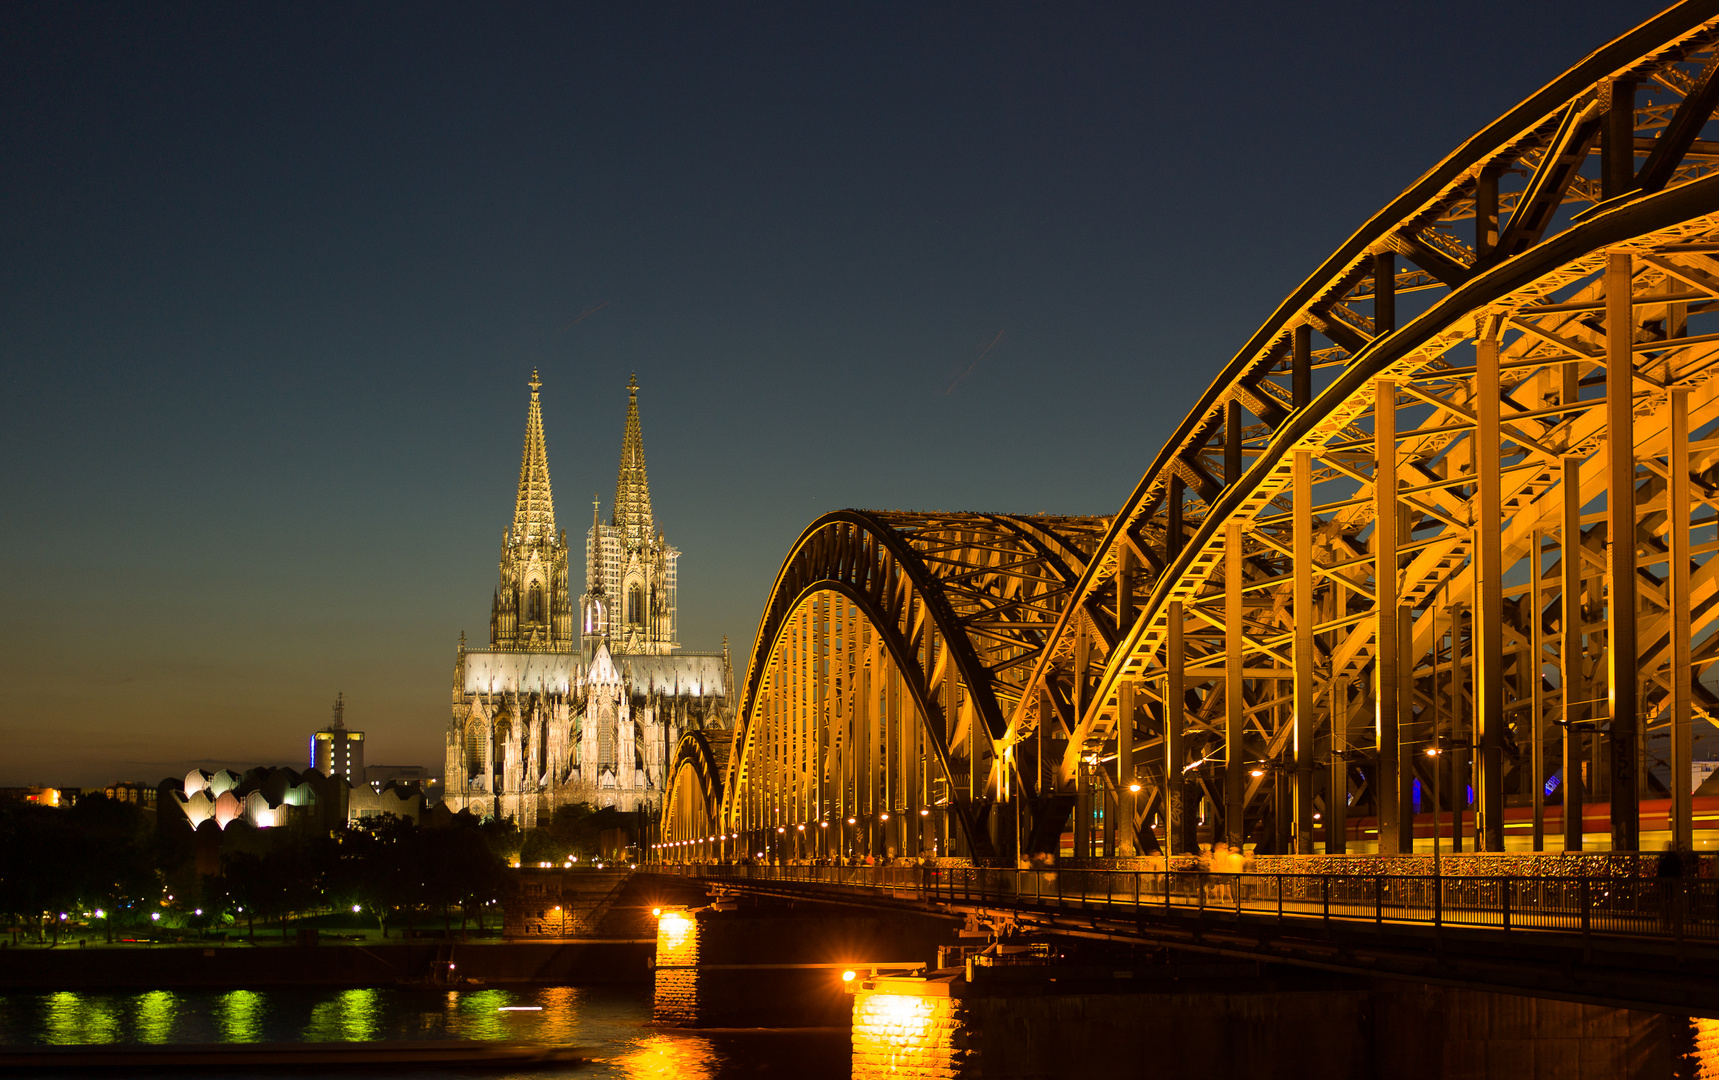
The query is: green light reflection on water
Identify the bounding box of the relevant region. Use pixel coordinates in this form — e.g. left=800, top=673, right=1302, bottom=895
left=451, top=988, right=513, bottom=1041
left=133, top=990, right=177, bottom=1043
left=43, top=991, right=120, bottom=1045
left=305, top=988, right=380, bottom=1042
left=217, top=989, right=262, bottom=1042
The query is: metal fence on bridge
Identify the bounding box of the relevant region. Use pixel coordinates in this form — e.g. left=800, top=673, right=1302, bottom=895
left=651, top=863, right=1719, bottom=945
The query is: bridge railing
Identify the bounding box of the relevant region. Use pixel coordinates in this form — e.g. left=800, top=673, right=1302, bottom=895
left=649, top=863, right=1719, bottom=944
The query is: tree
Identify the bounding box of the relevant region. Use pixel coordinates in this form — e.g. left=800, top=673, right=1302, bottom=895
left=480, top=816, right=523, bottom=863
left=0, top=802, right=79, bottom=943
left=66, top=795, right=158, bottom=942
left=219, top=851, right=269, bottom=940
left=542, top=802, right=630, bottom=862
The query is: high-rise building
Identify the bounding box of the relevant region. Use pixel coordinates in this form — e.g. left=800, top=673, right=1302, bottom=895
left=442, top=373, right=730, bottom=825
left=312, top=693, right=365, bottom=782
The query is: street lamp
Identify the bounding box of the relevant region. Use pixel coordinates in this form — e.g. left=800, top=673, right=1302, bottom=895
left=1425, top=737, right=1472, bottom=908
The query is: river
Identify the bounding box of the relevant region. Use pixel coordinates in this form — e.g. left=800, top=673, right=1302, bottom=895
left=0, top=985, right=852, bottom=1079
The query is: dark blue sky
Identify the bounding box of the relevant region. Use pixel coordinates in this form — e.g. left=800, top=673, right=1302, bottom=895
left=0, top=1, right=1664, bottom=785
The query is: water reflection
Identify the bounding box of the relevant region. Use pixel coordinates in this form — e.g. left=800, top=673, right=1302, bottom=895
left=0, top=986, right=851, bottom=1079
left=615, top=1032, right=719, bottom=1080
left=535, top=985, right=582, bottom=1043
left=133, top=990, right=177, bottom=1043
left=217, top=989, right=262, bottom=1042
left=304, top=988, right=378, bottom=1042
left=451, top=987, right=513, bottom=1040
left=44, top=990, right=119, bottom=1045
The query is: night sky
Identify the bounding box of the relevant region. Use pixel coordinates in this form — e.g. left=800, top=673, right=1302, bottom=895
left=1, top=1, right=1664, bottom=786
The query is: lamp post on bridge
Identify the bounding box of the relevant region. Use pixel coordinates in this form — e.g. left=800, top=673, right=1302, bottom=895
left=1128, top=782, right=1142, bottom=857
left=1426, top=737, right=1471, bottom=919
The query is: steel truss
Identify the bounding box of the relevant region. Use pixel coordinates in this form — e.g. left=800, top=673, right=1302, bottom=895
left=662, top=727, right=732, bottom=859
left=660, top=510, right=1106, bottom=862
left=663, top=1, right=1719, bottom=861
left=1016, top=0, right=1719, bottom=858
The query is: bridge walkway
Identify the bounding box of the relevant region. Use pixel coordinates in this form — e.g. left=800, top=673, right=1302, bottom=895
left=644, top=863, right=1719, bottom=1015
left=653, top=864, right=1719, bottom=944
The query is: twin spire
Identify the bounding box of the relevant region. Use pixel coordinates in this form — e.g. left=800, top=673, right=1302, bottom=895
left=512, top=368, right=557, bottom=545
left=509, top=369, right=654, bottom=546
left=612, top=373, right=654, bottom=539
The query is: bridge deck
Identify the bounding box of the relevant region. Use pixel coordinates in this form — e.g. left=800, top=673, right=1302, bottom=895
left=645, top=864, right=1719, bottom=1016
left=655, top=863, right=1719, bottom=941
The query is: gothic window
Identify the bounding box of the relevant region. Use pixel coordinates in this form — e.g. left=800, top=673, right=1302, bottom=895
left=493, top=719, right=513, bottom=782
left=628, top=584, right=643, bottom=625
left=465, top=724, right=485, bottom=779
left=528, top=583, right=544, bottom=622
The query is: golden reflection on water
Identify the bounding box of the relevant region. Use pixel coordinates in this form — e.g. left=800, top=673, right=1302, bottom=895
left=133, top=990, right=177, bottom=1043
left=534, top=986, right=581, bottom=1043
left=614, top=1033, right=719, bottom=1080
left=218, top=989, right=262, bottom=1042
left=43, top=991, right=119, bottom=1045
left=305, top=988, right=379, bottom=1042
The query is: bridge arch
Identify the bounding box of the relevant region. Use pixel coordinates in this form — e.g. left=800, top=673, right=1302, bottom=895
left=661, top=728, right=732, bottom=862
left=658, top=3, right=1719, bottom=865
left=1013, top=1, right=1719, bottom=859
left=663, top=511, right=1105, bottom=862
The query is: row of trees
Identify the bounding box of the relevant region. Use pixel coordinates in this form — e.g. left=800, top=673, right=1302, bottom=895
left=217, top=815, right=511, bottom=939
left=0, top=795, right=164, bottom=943
left=0, top=795, right=635, bottom=943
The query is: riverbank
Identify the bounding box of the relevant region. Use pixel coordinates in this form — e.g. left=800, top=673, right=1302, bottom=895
left=0, top=939, right=654, bottom=990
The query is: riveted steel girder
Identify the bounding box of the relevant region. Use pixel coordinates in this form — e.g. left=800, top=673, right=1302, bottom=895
left=1015, top=1, right=1719, bottom=856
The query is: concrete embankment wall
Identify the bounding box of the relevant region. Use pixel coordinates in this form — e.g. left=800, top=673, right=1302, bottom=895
left=0, top=940, right=653, bottom=990
left=652, top=904, right=957, bottom=1027
left=851, top=972, right=1694, bottom=1080
left=853, top=982, right=1373, bottom=1080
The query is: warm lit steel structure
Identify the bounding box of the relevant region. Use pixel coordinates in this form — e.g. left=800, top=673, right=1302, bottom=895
left=666, top=2, right=1719, bottom=861
left=666, top=511, right=1108, bottom=862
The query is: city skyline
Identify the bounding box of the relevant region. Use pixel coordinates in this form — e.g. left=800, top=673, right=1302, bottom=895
left=1, top=0, right=1660, bottom=786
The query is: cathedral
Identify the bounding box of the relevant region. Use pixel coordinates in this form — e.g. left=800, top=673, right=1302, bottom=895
left=442, top=372, right=731, bottom=825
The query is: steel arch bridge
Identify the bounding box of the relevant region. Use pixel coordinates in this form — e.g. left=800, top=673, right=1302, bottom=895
left=662, top=0, right=1719, bottom=864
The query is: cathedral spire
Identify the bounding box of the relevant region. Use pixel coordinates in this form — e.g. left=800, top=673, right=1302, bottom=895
left=588, top=495, right=604, bottom=598
left=513, top=369, right=557, bottom=545
left=611, top=374, right=653, bottom=540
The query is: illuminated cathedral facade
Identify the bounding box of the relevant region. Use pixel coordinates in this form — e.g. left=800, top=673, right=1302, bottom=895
left=442, top=373, right=731, bottom=825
